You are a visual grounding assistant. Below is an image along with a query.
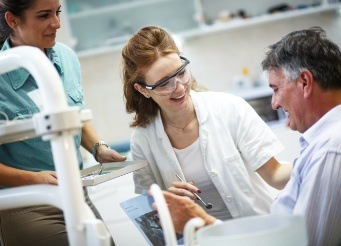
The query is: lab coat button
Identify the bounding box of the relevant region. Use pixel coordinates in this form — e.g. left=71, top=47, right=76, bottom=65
left=242, top=189, right=250, bottom=194
left=210, top=171, right=217, bottom=177
left=225, top=196, right=233, bottom=202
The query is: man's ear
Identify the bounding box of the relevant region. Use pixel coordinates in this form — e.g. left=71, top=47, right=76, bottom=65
left=134, top=83, right=150, bottom=98
left=5, top=11, right=20, bottom=30
left=299, top=70, right=314, bottom=99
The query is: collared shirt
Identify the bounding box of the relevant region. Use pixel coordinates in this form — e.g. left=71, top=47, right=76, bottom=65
left=131, top=90, right=284, bottom=218
left=0, top=39, right=84, bottom=174
left=271, top=105, right=341, bottom=245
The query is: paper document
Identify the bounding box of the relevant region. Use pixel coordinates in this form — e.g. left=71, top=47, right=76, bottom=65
left=120, top=194, right=184, bottom=245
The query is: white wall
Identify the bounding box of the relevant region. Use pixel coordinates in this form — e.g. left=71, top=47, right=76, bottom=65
left=76, top=11, right=340, bottom=146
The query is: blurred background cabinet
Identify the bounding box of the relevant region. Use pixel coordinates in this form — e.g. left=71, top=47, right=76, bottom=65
left=61, top=0, right=200, bottom=54
left=60, top=0, right=340, bottom=57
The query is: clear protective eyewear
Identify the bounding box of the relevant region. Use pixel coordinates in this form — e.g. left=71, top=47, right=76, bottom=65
left=137, top=56, right=191, bottom=96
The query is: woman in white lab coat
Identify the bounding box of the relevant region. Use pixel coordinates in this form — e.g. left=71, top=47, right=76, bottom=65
left=122, top=25, right=292, bottom=221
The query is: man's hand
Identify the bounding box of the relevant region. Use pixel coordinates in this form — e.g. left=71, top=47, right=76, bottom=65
left=96, top=145, right=127, bottom=163
left=151, top=191, right=216, bottom=234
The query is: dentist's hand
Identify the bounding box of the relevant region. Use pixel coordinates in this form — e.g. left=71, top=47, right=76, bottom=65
left=96, top=145, right=127, bottom=163
left=168, top=180, right=201, bottom=201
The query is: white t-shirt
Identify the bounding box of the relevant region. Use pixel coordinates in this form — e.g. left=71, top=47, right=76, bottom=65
left=174, top=139, right=233, bottom=221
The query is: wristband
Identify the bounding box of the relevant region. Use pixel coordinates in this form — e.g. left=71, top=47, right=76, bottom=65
left=92, top=141, right=109, bottom=162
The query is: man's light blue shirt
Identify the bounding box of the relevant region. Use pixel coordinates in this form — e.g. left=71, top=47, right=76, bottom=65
left=0, top=40, right=84, bottom=173
left=271, top=105, right=341, bottom=245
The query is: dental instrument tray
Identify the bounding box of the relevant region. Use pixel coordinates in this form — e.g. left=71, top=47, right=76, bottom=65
left=80, top=160, right=148, bottom=186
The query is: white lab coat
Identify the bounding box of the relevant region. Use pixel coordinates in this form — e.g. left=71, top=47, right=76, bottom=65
left=131, top=90, right=283, bottom=218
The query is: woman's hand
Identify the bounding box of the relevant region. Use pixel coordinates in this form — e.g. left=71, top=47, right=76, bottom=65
left=31, top=170, right=58, bottom=185
left=96, top=145, right=127, bottom=163
left=0, top=163, right=58, bottom=186
left=167, top=180, right=201, bottom=201
left=80, top=122, right=127, bottom=163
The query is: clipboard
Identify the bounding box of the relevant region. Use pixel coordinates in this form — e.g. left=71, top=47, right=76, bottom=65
left=80, top=160, right=148, bottom=187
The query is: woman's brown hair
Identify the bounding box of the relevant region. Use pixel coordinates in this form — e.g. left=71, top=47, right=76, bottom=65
left=0, top=0, right=35, bottom=47
left=121, top=25, right=199, bottom=128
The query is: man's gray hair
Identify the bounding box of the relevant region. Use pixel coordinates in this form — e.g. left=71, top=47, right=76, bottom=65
left=261, top=26, right=341, bottom=90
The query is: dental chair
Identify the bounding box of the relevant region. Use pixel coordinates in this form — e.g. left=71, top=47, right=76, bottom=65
left=0, top=46, right=110, bottom=246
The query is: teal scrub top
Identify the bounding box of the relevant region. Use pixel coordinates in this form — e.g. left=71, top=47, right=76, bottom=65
left=0, top=39, right=84, bottom=174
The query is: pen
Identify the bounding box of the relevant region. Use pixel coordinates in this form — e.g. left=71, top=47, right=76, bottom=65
left=175, top=174, right=213, bottom=209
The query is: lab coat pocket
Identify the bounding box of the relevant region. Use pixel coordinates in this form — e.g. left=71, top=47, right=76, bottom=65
left=224, top=154, right=249, bottom=178
left=224, top=154, right=254, bottom=195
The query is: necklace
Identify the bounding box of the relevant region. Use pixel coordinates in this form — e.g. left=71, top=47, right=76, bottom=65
left=165, top=117, right=196, bottom=133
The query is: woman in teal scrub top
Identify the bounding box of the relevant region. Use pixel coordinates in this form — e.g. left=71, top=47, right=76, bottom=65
left=0, top=0, right=125, bottom=245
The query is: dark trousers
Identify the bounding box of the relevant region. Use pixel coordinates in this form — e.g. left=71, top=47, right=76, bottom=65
left=0, top=188, right=114, bottom=246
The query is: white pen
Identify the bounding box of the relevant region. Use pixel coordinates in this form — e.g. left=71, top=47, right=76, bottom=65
left=175, top=174, right=213, bottom=209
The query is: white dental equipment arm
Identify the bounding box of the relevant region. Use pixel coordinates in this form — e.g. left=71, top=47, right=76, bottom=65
left=150, top=184, right=178, bottom=246
left=0, top=46, right=110, bottom=246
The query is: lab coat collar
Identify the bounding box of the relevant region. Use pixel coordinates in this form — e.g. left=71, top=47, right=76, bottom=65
left=1, top=39, right=63, bottom=90
left=190, top=90, right=208, bottom=125
left=154, top=90, right=208, bottom=139
left=155, top=110, right=167, bottom=139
